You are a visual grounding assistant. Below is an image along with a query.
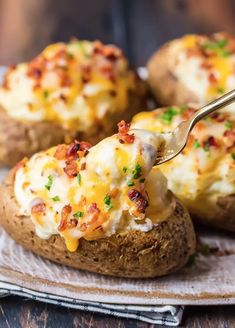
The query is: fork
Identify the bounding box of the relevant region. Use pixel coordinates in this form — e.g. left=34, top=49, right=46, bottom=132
left=156, top=89, right=235, bottom=165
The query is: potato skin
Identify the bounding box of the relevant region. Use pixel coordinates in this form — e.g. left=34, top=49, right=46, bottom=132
left=0, top=169, right=196, bottom=278
left=147, top=44, right=199, bottom=106
left=190, top=194, right=235, bottom=232
left=0, top=78, right=147, bottom=167
left=0, top=107, right=65, bottom=167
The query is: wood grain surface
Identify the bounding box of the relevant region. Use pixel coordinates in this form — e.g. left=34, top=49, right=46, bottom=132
left=0, top=297, right=234, bottom=328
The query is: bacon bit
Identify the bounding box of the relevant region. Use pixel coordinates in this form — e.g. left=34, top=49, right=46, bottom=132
left=119, top=133, right=135, bottom=144
left=80, top=223, right=88, bottom=232
left=79, top=141, right=92, bottom=151
left=54, top=144, right=68, bottom=160
left=117, top=120, right=135, bottom=144
left=128, top=189, right=149, bottom=213
left=118, top=120, right=131, bottom=134
left=31, top=202, right=46, bottom=216
left=109, top=188, right=119, bottom=198
left=211, top=112, right=226, bottom=122
left=60, top=75, right=72, bottom=87
left=64, top=159, right=78, bottom=178
left=58, top=204, right=72, bottom=231
left=87, top=203, right=100, bottom=215
left=67, top=142, right=80, bottom=158
left=223, top=130, right=235, bottom=147
left=200, top=61, right=213, bottom=70
left=209, top=73, right=217, bottom=84
left=87, top=203, right=101, bottom=225
left=59, top=94, right=67, bottom=102
left=207, top=136, right=218, bottom=147
left=81, top=65, right=91, bottom=83
left=67, top=219, right=78, bottom=229
left=80, top=162, right=86, bottom=170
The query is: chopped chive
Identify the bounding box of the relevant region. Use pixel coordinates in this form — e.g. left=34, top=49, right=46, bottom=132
left=45, top=175, right=53, bottom=191
left=122, top=166, right=128, bottom=173
left=127, top=181, right=135, bottom=187
left=132, top=163, right=142, bottom=179
left=193, top=139, right=201, bottom=149
left=104, top=194, right=112, bottom=210
left=225, top=121, right=233, bottom=130
left=52, top=196, right=60, bottom=202
left=74, top=211, right=84, bottom=219
left=77, top=173, right=81, bottom=185
left=217, top=87, right=225, bottom=94
left=43, top=90, right=49, bottom=99
left=160, top=107, right=178, bottom=124
left=231, top=153, right=235, bottom=160
left=202, top=39, right=231, bottom=58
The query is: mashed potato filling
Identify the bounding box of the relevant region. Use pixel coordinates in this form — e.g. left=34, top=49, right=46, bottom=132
left=14, top=123, right=174, bottom=252
left=132, top=106, right=235, bottom=219
left=0, top=40, right=136, bottom=131
left=169, top=33, right=235, bottom=113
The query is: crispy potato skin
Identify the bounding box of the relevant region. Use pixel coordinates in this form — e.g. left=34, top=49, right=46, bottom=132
left=147, top=44, right=199, bottom=105
left=0, top=79, right=147, bottom=167
left=190, top=195, right=235, bottom=232
left=0, top=107, right=65, bottom=167
left=0, top=169, right=196, bottom=278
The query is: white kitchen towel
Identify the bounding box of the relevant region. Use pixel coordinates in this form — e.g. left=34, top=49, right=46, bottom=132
left=0, top=281, right=183, bottom=326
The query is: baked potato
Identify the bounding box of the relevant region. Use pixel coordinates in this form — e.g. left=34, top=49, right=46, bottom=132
left=0, top=40, right=147, bottom=166
left=0, top=123, right=195, bottom=278
left=132, top=106, right=235, bottom=231
left=147, top=32, right=235, bottom=111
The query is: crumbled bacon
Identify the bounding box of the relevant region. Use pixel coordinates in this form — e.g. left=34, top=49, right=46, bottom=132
left=208, top=73, right=217, bottom=84
left=118, top=120, right=131, bottom=134
left=64, top=159, right=78, bottom=177
left=87, top=203, right=100, bottom=215
left=80, top=223, right=88, bottom=232
left=31, top=202, right=46, bottom=215
left=67, top=142, right=80, bottom=158
left=207, top=136, right=218, bottom=147
left=54, top=144, right=68, bottom=160
left=128, top=189, right=149, bottom=213
left=58, top=204, right=72, bottom=231
left=211, top=112, right=226, bottom=122
left=117, top=120, right=135, bottom=144
left=87, top=203, right=101, bottom=225
left=80, top=162, right=87, bottom=170
left=109, top=188, right=119, bottom=198
left=200, top=61, right=213, bottom=70
left=223, top=130, right=235, bottom=147
left=79, top=141, right=92, bottom=151
left=67, top=219, right=78, bottom=229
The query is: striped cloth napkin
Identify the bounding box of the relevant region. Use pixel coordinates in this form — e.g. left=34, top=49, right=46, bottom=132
left=0, top=281, right=183, bottom=326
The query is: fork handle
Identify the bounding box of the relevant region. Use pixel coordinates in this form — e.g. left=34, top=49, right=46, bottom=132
left=189, top=88, right=235, bottom=130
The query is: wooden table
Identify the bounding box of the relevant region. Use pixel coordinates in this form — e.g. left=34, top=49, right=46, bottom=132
left=0, top=297, right=234, bottom=327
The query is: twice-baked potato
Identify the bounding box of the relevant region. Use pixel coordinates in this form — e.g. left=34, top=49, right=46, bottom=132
left=132, top=106, right=235, bottom=231
left=0, top=122, right=195, bottom=278
left=0, top=40, right=147, bottom=166
left=147, top=32, right=235, bottom=110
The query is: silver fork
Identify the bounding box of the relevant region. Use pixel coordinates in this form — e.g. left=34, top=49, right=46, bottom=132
left=156, top=89, right=235, bottom=165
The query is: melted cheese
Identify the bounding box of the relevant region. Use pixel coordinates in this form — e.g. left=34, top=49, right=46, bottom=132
left=0, top=40, right=136, bottom=130
left=14, top=131, right=173, bottom=252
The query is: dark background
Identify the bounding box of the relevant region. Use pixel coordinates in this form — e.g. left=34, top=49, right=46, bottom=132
left=1, top=0, right=235, bottom=67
